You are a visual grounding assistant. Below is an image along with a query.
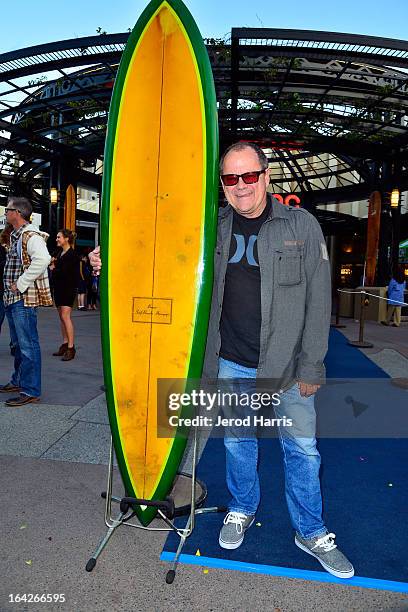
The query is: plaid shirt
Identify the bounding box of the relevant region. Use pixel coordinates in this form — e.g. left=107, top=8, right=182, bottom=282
left=3, top=225, right=25, bottom=306
left=3, top=225, right=52, bottom=308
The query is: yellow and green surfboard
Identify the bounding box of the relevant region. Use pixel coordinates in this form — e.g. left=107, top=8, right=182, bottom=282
left=100, top=0, right=218, bottom=525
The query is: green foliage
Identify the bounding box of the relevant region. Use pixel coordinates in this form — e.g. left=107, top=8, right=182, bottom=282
left=275, top=92, right=305, bottom=113
left=376, top=83, right=395, bottom=97
left=27, top=76, right=47, bottom=87
left=39, top=111, right=52, bottom=125
left=204, top=37, right=228, bottom=46
left=263, top=57, right=302, bottom=82
left=18, top=116, right=35, bottom=129
left=205, top=37, right=231, bottom=62
left=66, top=99, right=99, bottom=120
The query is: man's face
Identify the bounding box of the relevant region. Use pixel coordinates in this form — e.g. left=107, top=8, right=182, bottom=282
left=221, top=147, right=270, bottom=219
left=5, top=204, right=20, bottom=228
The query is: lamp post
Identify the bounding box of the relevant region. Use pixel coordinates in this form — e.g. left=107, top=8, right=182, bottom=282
left=50, top=187, right=58, bottom=205
left=390, top=188, right=400, bottom=208
left=390, top=188, right=401, bottom=273
left=48, top=185, right=59, bottom=239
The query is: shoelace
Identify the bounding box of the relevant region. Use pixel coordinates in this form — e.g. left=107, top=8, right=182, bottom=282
left=223, top=512, right=248, bottom=534
left=312, top=532, right=337, bottom=552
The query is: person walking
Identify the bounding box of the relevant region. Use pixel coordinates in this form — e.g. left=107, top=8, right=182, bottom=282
left=50, top=229, right=79, bottom=360
left=87, top=259, right=99, bottom=310
left=382, top=268, right=406, bottom=327
left=77, top=254, right=90, bottom=311
left=0, top=197, right=52, bottom=406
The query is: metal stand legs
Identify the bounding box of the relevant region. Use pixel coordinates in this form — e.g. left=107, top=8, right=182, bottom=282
left=86, top=430, right=226, bottom=583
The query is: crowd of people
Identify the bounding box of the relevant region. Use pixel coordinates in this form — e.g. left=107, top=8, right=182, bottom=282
left=0, top=196, right=99, bottom=406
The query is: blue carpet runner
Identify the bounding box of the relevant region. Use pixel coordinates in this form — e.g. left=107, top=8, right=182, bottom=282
left=162, top=330, right=408, bottom=592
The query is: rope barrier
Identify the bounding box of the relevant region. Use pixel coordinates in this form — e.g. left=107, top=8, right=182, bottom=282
left=337, top=289, right=408, bottom=308
left=336, top=288, right=407, bottom=347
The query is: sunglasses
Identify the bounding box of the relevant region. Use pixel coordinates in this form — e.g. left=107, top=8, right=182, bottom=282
left=220, top=169, right=266, bottom=187
left=4, top=207, right=18, bottom=213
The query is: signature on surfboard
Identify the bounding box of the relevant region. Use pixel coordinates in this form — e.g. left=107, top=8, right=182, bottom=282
left=132, top=297, right=173, bottom=324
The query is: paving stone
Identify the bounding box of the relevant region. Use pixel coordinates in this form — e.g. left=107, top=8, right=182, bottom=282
left=0, top=403, right=79, bottom=457
left=368, top=348, right=408, bottom=378
left=71, top=393, right=109, bottom=425
left=42, top=421, right=111, bottom=464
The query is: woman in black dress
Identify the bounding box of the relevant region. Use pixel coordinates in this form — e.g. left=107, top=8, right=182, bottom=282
left=50, top=229, right=79, bottom=361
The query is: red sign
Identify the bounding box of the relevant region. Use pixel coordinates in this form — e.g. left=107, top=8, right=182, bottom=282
left=272, top=194, right=301, bottom=208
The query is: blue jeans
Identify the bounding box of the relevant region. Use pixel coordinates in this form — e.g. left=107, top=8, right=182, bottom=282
left=0, top=297, right=4, bottom=333
left=5, top=300, right=41, bottom=397
left=219, top=357, right=326, bottom=539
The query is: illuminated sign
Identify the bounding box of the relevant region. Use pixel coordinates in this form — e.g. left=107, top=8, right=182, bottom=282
left=341, top=268, right=352, bottom=276
left=272, top=194, right=301, bottom=208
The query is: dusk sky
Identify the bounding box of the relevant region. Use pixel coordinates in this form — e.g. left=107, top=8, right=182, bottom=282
left=1, top=0, right=408, bottom=53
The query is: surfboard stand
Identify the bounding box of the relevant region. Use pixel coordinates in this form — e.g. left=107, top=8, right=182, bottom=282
left=86, top=430, right=226, bottom=583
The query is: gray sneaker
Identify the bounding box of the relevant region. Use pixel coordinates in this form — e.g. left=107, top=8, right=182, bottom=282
left=295, top=531, right=354, bottom=579
left=219, top=511, right=255, bottom=550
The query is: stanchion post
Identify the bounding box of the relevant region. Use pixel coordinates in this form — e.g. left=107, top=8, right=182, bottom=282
left=348, top=293, right=374, bottom=348
left=331, top=289, right=346, bottom=328
left=358, top=294, right=366, bottom=343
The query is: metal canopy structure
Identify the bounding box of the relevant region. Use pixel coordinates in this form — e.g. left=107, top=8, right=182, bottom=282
left=1, top=29, right=408, bottom=214
left=0, top=34, right=129, bottom=210
left=224, top=28, right=408, bottom=205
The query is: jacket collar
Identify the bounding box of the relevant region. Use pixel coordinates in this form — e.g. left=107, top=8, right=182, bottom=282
left=218, top=193, right=291, bottom=221
left=21, top=223, right=50, bottom=241
left=10, top=224, right=26, bottom=241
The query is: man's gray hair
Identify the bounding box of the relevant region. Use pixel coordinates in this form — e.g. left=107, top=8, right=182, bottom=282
left=219, top=142, right=269, bottom=174
left=8, top=196, right=32, bottom=221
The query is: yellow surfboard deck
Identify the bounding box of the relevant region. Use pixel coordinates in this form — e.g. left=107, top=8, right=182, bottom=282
left=100, top=0, right=218, bottom=525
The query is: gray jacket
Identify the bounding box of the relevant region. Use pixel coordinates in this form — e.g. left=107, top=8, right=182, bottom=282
left=202, top=196, right=331, bottom=389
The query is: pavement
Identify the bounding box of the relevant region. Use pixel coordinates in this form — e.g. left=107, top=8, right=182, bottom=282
left=0, top=308, right=407, bottom=612
left=334, top=316, right=408, bottom=362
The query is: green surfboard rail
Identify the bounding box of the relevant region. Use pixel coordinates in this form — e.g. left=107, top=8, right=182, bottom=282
left=100, top=0, right=218, bottom=525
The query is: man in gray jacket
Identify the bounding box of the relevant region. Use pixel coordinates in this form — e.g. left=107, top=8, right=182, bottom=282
left=88, top=142, right=353, bottom=578
left=204, top=142, right=353, bottom=579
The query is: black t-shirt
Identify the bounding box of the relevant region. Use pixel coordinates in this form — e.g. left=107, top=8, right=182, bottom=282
left=220, top=200, right=271, bottom=367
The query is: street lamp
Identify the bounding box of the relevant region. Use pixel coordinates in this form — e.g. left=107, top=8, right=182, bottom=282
left=50, top=187, right=58, bottom=204
left=390, top=188, right=401, bottom=273
left=390, top=188, right=400, bottom=208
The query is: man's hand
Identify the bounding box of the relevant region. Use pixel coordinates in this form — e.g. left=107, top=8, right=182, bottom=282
left=298, top=381, right=320, bottom=397
left=10, top=282, right=18, bottom=294
left=89, top=246, right=101, bottom=276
